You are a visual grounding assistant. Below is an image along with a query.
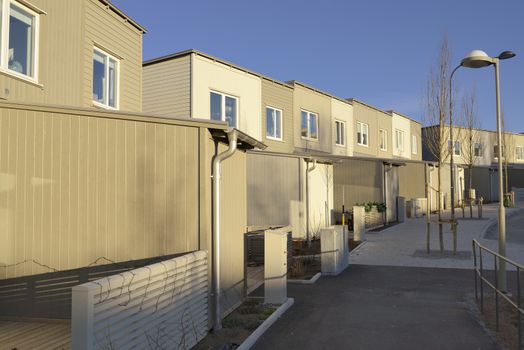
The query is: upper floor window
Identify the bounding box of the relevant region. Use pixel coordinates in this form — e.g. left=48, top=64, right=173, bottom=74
left=335, top=120, right=345, bottom=146
left=516, top=146, right=524, bottom=161
left=474, top=143, right=484, bottom=157
left=357, top=121, right=368, bottom=146
left=379, top=129, right=387, bottom=151
left=448, top=140, right=461, bottom=156
left=301, top=110, right=318, bottom=140
left=411, top=135, right=417, bottom=154
left=0, top=0, right=39, bottom=80
left=210, top=91, right=237, bottom=127
left=395, top=129, right=404, bottom=152
left=266, top=106, right=282, bottom=140
left=93, top=48, right=119, bottom=109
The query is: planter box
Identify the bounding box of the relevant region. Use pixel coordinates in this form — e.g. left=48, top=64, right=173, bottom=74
left=364, top=206, right=385, bottom=229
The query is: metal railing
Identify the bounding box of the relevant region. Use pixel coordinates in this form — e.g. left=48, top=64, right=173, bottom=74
left=472, top=239, right=523, bottom=349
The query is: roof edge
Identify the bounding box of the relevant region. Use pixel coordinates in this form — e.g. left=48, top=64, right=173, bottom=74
left=99, top=0, right=147, bottom=33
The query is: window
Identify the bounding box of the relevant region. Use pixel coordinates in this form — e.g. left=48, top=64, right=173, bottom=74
left=93, top=48, right=119, bottom=109
left=411, top=135, right=417, bottom=154
left=448, top=140, right=461, bottom=156
left=516, top=146, right=524, bottom=161
left=357, top=121, right=368, bottom=146
left=301, top=110, right=318, bottom=140
left=210, top=91, right=237, bottom=127
left=0, top=0, right=39, bottom=80
left=395, top=129, right=404, bottom=152
left=266, top=106, right=282, bottom=140
left=335, top=120, right=345, bottom=146
left=474, top=143, right=484, bottom=157
left=379, top=129, right=387, bottom=151
left=494, top=145, right=504, bottom=159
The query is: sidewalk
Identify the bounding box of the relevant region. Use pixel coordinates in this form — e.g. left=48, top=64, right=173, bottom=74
left=350, top=203, right=524, bottom=269
left=253, top=265, right=500, bottom=350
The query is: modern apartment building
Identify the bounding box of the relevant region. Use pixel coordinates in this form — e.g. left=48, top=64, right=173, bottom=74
left=422, top=125, right=524, bottom=202
left=0, top=0, right=145, bottom=111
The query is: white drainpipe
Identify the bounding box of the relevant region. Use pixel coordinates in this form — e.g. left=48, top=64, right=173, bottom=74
left=212, top=128, right=238, bottom=331
left=306, top=159, right=317, bottom=244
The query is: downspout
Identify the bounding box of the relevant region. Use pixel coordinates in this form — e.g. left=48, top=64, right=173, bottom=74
left=306, top=159, right=317, bottom=244
left=383, top=163, right=391, bottom=225
left=212, top=128, right=238, bottom=331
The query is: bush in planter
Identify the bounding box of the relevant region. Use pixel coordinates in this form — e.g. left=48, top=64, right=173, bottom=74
left=376, top=202, right=387, bottom=212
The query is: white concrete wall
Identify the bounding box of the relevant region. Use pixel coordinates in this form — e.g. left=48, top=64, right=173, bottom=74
left=392, top=112, right=411, bottom=159
left=191, top=54, right=262, bottom=141
left=331, top=99, right=353, bottom=156
left=307, top=163, right=334, bottom=238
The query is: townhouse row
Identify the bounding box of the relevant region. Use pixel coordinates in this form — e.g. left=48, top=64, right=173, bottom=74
left=142, top=50, right=423, bottom=162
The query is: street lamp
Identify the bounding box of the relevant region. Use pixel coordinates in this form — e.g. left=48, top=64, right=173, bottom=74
left=460, top=49, right=515, bottom=292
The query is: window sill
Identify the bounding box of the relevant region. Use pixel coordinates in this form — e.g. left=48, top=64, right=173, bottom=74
left=301, top=136, right=319, bottom=142
left=335, top=143, right=346, bottom=147
left=266, top=136, right=284, bottom=142
left=93, top=101, right=119, bottom=111
left=0, top=69, right=43, bottom=89
left=357, top=143, right=369, bottom=148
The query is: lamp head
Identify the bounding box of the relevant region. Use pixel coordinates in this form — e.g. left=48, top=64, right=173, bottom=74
left=461, top=50, right=493, bottom=68
left=498, top=51, right=516, bottom=60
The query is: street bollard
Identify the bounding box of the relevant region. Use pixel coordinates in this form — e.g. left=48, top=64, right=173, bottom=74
left=478, top=197, right=483, bottom=219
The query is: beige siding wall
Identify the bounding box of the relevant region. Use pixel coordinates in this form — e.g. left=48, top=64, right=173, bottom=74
left=84, top=0, right=143, bottom=111
left=261, top=80, right=294, bottom=153
left=293, top=84, right=332, bottom=153
left=143, top=55, right=191, bottom=118
left=0, top=0, right=143, bottom=111
left=333, top=159, right=384, bottom=209
left=247, top=153, right=302, bottom=231
left=0, top=104, right=202, bottom=280
left=399, top=162, right=426, bottom=199
left=0, top=0, right=84, bottom=105
left=331, top=99, right=353, bottom=156
left=353, top=102, right=392, bottom=158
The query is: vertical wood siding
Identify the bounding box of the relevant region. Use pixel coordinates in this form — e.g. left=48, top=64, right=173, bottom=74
left=142, top=55, right=191, bottom=118
left=261, top=80, right=294, bottom=153
left=399, top=162, right=426, bottom=199
left=0, top=107, right=199, bottom=279
left=333, top=159, right=383, bottom=209
left=84, top=0, right=143, bottom=111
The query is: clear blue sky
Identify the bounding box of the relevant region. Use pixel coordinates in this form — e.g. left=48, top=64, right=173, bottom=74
left=113, top=0, right=523, bottom=132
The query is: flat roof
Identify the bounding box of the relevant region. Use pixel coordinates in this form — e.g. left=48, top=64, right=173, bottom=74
left=348, top=98, right=391, bottom=116
left=143, top=49, right=293, bottom=89
left=387, top=110, right=422, bottom=125
left=286, top=80, right=353, bottom=106
left=98, top=0, right=146, bottom=33
left=422, top=124, right=524, bottom=137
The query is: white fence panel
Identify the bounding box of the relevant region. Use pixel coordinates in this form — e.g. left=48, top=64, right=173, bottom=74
left=72, top=251, right=208, bottom=350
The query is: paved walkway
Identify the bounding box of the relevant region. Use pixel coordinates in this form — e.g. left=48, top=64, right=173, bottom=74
left=254, top=265, right=500, bottom=350
left=350, top=203, right=524, bottom=269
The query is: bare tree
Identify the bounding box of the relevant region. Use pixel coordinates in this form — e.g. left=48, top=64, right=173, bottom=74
left=460, top=87, right=480, bottom=196
left=423, top=35, right=452, bottom=252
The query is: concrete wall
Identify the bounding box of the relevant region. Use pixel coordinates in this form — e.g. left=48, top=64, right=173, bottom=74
left=0, top=0, right=143, bottom=111
left=331, top=98, right=353, bottom=156
left=261, top=79, right=294, bottom=153
left=192, top=54, right=262, bottom=141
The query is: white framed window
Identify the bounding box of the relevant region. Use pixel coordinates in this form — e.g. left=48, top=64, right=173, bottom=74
left=335, top=120, right=345, bottom=146
left=93, top=47, right=119, bottom=109
left=516, top=146, right=524, bottom=161
left=266, top=106, right=282, bottom=140
left=395, top=129, right=404, bottom=152
left=448, top=140, right=461, bottom=156
left=474, top=143, right=484, bottom=157
left=210, top=91, right=238, bottom=127
left=379, top=129, right=387, bottom=151
left=357, top=121, right=368, bottom=146
left=301, top=109, right=318, bottom=140
left=0, top=0, right=40, bottom=81
left=411, top=135, right=417, bottom=154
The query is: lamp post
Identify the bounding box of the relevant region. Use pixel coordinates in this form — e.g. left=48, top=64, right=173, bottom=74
left=449, top=64, right=462, bottom=227
left=460, top=49, right=515, bottom=292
